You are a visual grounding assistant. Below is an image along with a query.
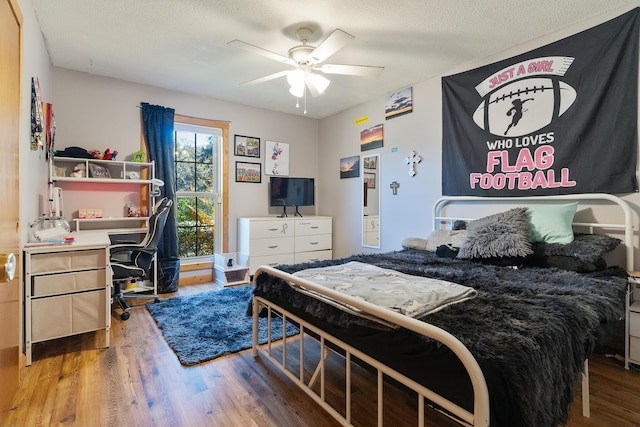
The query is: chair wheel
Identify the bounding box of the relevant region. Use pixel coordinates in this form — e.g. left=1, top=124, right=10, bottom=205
left=120, top=312, right=130, bottom=320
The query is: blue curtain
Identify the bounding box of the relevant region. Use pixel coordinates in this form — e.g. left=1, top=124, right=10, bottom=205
left=141, top=102, right=180, bottom=292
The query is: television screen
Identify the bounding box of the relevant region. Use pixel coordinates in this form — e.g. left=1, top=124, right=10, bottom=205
left=269, top=177, right=315, bottom=207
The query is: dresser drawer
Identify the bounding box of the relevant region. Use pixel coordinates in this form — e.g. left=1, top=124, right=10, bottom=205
left=295, top=250, right=332, bottom=264
left=364, top=216, right=380, bottom=232
left=249, top=220, right=294, bottom=239
left=249, top=253, right=295, bottom=275
left=295, top=218, right=332, bottom=236
left=295, top=234, right=332, bottom=252
left=30, top=248, right=106, bottom=274
left=33, top=269, right=107, bottom=297
left=249, top=236, right=294, bottom=257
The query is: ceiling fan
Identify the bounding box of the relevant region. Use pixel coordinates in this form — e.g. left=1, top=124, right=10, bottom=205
left=228, top=27, right=384, bottom=98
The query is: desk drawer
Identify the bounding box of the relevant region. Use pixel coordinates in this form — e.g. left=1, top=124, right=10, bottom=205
left=31, top=249, right=106, bottom=274
left=630, top=311, right=640, bottom=337
left=295, top=234, right=332, bottom=252
left=249, top=237, right=294, bottom=257
left=31, top=289, right=107, bottom=342
left=33, top=269, right=106, bottom=297
left=295, top=218, right=332, bottom=236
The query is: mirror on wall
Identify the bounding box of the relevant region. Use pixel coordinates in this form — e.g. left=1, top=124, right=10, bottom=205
left=362, top=154, right=380, bottom=248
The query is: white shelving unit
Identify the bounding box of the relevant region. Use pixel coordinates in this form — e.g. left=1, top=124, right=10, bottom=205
left=49, top=156, right=159, bottom=299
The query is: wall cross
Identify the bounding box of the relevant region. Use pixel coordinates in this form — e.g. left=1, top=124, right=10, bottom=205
left=404, top=150, right=422, bottom=176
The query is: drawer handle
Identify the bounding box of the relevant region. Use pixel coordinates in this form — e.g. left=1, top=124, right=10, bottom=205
left=310, top=242, right=319, bottom=245
left=268, top=245, right=278, bottom=249
left=267, top=228, right=279, bottom=231
left=310, top=226, right=319, bottom=229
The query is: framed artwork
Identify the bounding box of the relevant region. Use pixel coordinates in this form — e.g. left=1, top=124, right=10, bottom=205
left=360, top=124, right=383, bottom=151
left=235, top=161, right=261, bottom=183
left=385, top=86, right=413, bottom=120
left=265, top=140, right=289, bottom=176
left=234, top=134, right=260, bottom=157
left=88, top=163, right=111, bottom=178
left=364, top=172, right=376, bottom=189
left=363, top=155, right=377, bottom=169
left=340, top=155, right=360, bottom=179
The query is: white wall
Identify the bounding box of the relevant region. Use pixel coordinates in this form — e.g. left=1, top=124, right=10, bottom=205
left=318, top=4, right=640, bottom=264
left=18, top=0, right=53, bottom=245
left=50, top=69, right=319, bottom=251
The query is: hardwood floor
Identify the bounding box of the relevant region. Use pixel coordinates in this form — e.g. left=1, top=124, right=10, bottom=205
left=3, top=282, right=640, bottom=427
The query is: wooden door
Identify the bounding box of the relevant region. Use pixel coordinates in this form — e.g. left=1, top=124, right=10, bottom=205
left=0, top=0, right=22, bottom=416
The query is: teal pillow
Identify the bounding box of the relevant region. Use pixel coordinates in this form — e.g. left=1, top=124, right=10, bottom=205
left=526, top=202, right=578, bottom=244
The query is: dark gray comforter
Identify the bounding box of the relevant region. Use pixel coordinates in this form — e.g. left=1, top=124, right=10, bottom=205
left=253, top=249, right=628, bottom=427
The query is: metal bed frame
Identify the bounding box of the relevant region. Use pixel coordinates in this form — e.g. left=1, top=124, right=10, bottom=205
left=252, top=193, right=634, bottom=426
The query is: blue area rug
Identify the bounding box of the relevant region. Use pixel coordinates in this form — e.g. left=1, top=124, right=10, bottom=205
left=146, top=285, right=298, bottom=366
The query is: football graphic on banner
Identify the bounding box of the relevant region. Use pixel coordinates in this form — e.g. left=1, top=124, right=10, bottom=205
left=472, top=77, right=576, bottom=137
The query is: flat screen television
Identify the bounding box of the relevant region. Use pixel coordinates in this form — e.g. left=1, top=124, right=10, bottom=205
left=269, top=177, right=314, bottom=217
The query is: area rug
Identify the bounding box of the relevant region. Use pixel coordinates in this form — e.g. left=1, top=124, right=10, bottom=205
left=146, top=285, right=298, bottom=366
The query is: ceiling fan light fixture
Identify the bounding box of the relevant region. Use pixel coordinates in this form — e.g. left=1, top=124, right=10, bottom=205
left=289, top=83, right=304, bottom=98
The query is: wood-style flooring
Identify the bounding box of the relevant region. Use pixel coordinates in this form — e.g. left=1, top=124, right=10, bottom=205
left=3, top=282, right=640, bottom=427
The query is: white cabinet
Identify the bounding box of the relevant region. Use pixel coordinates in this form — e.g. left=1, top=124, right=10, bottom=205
left=23, top=231, right=111, bottom=366
left=238, top=216, right=332, bottom=275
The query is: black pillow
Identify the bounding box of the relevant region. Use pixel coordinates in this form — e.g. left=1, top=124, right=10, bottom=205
left=530, top=233, right=621, bottom=264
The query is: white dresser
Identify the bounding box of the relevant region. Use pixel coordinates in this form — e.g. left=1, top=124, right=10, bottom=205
left=238, top=216, right=332, bottom=275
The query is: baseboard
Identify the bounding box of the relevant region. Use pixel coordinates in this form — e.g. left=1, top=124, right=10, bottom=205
left=179, top=260, right=213, bottom=286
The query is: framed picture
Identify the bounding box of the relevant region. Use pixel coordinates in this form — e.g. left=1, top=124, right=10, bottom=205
left=364, top=172, right=376, bottom=189
left=340, top=155, right=360, bottom=179
left=235, top=161, right=261, bottom=183
left=265, top=140, right=289, bottom=176
left=385, top=86, right=413, bottom=120
left=360, top=124, right=384, bottom=151
left=363, top=155, right=377, bottom=169
left=234, top=134, right=260, bottom=157
left=88, top=163, right=111, bottom=178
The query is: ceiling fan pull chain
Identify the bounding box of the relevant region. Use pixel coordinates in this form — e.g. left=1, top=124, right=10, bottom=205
left=304, top=88, right=307, bottom=115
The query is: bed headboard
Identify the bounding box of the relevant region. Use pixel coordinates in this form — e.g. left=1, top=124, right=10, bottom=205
left=432, top=193, right=634, bottom=271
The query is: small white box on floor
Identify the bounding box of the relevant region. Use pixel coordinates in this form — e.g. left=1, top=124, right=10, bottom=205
left=214, top=252, right=249, bottom=287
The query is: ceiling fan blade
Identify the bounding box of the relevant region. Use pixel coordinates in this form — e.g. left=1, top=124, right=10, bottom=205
left=308, top=29, right=354, bottom=64
left=317, top=63, right=384, bottom=77
left=240, top=70, right=290, bottom=86
left=305, top=73, right=331, bottom=97
left=227, top=39, right=295, bottom=65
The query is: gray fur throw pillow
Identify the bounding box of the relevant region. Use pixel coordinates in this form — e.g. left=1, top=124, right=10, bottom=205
left=458, top=207, right=533, bottom=259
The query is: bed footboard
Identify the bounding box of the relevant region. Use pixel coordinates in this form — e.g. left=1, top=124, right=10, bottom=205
left=251, top=265, right=490, bottom=427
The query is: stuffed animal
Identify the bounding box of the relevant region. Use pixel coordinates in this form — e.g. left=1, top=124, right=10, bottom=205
left=91, top=148, right=118, bottom=160
left=103, top=148, right=118, bottom=160
left=70, top=163, right=86, bottom=178
left=90, top=149, right=104, bottom=160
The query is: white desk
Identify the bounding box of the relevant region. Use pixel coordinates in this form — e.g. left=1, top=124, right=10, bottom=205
left=23, top=231, right=111, bottom=366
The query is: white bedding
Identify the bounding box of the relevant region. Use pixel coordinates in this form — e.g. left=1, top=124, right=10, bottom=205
left=292, top=261, right=477, bottom=319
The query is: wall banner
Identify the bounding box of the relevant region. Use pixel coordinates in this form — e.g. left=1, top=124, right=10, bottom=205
left=442, top=8, right=639, bottom=196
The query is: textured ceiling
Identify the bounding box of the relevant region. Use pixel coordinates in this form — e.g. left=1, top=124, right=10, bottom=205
left=32, top=0, right=638, bottom=119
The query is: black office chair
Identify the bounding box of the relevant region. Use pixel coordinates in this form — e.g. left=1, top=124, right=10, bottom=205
left=110, top=198, right=172, bottom=320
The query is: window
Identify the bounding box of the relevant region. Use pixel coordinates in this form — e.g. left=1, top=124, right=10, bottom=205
left=174, top=122, right=222, bottom=259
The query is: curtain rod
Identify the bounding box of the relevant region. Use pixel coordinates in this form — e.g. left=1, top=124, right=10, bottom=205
left=136, top=105, right=231, bottom=124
